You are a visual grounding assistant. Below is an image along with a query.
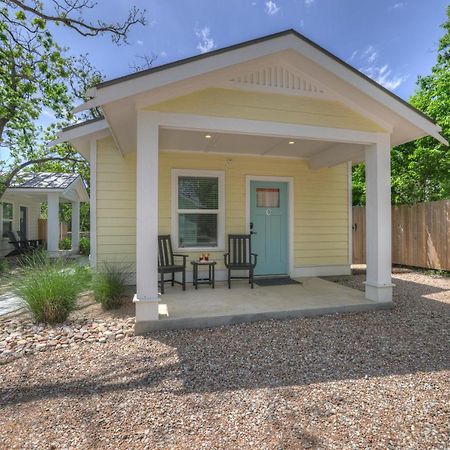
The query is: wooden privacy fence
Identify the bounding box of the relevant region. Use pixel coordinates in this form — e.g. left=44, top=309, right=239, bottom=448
left=38, top=219, right=69, bottom=242
left=352, top=200, right=450, bottom=271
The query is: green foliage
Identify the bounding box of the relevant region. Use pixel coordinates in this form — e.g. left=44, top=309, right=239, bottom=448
left=353, top=6, right=450, bottom=206
left=93, top=263, right=129, bottom=310
left=59, top=237, right=72, bottom=250
left=15, top=254, right=91, bottom=323
left=79, top=237, right=90, bottom=256
left=0, top=258, right=9, bottom=275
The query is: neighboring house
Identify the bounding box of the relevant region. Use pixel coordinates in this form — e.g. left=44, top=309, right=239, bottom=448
left=55, top=30, right=446, bottom=328
left=0, top=173, right=89, bottom=257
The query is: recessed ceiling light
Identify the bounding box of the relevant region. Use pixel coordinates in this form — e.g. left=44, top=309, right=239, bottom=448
left=288, top=141, right=295, bottom=145
left=205, top=134, right=212, bottom=139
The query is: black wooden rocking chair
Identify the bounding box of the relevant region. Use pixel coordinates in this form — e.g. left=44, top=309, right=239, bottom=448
left=224, top=234, right=258, bottom=288
left=17, top=230, right=43, bottom=249
left=6, top=231, right=34, bottom=256
left=158, top=235, right=188, bottom=294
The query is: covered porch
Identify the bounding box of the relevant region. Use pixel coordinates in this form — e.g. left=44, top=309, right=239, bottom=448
left=133, top=113, right=394, bottom=331
left=137, top=277, right=391, bottom=333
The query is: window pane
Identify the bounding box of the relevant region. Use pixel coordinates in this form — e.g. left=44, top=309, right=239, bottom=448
left=2, top=221, right=12, bottom=238
left=256, top=188, right=280, bottom=208
left=2, top=203, right=13, bottom=220
left=178, top=176, right=218, bottom=209
left=179, top=213, right=217, bottom=248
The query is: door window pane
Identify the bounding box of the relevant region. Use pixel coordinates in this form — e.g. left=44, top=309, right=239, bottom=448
left=256, top=188, right=280, bottom=208
left=178, top=176, right=218, bottom=209
left=179, top=213, right=218, bottom=248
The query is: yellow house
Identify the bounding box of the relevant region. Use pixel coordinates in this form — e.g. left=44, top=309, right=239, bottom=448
left=55, top=30, right=445, bottom=333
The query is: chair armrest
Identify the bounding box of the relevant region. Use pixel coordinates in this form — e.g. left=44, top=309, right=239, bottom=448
left=173, top=254, right=188, bottom=267
left=251, top=253, right=258, bottom=266
left=224, top=252, right=229, bottom=266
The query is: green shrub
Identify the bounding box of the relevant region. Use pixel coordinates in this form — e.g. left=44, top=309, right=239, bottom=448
left=0, top=258, right=9, bottom=275
left=59, top=237, right=72, bottom=250
left=16, top=258, right=91, bottom=323
left=79, top=237, right=90, bottom=256
left=93, top=263, right=129, bottom=310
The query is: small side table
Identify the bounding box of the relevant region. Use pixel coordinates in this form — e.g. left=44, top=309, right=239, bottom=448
left=191, top=260, right=216, bottom=289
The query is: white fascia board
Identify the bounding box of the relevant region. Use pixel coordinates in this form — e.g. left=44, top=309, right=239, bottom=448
left=62, top=177, right=89, bottom=203
left=281, top=35, right=444, bottom=143
left=51, top=118, right=109, bottom=146
left=77, top=36, right=299, bottom=110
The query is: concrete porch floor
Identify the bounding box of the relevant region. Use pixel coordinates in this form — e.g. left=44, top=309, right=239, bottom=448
left=135, top=277, right=393, bottom=333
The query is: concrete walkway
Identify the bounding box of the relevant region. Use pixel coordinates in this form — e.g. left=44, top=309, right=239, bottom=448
left=0, top=292, right=24, bottom=316
left=135, top=277, right=392, bottom=333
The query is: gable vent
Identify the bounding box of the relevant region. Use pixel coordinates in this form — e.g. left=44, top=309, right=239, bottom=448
left=229, top=66, right=325, bottom=95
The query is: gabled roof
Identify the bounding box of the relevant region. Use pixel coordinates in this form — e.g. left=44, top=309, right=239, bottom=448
left=7, top=172, right=90, bottom=203
left=62, top=29, right=446, bottom=153
left=91, top=29, right=436, bottom=126
left=11, top=172, right=79, bottom=190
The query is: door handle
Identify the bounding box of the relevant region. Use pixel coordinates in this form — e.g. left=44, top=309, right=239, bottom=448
left=250, top=231, right=257, bottom=235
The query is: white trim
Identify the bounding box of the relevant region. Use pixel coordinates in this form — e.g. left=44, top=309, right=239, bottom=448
left=291, top=265, right=351, bottom=277
left=171, top=169, right=226, bottom=252
left=347, top=161, right=353, bottom=265
left=73, top=32, right=443, bottom=144
left=152, top=111, right=387, bottom=145
left=89, top=140, right=97, bottom=269
left=161, top=149, right=308, bottom=161
left=245, top=175, right=294, bottom=277
left=50, top=119, right=109, bottom=146
left=1, top=201, right=14, bottom=239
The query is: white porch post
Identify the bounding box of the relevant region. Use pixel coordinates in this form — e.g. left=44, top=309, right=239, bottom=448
left=364, top=135, right=393, bottom=302
left=71, top=200, right=80, bottom=252
left=47, top=192, right=59, bottom=256
left=133, top=111, right=160, bottom=326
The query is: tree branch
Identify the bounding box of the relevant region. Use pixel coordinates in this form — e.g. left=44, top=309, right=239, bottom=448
left=6, top=0, right=147, bottom=43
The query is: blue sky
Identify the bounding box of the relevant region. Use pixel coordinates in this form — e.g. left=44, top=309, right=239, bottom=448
left=48, top=0, right=448, bottom=102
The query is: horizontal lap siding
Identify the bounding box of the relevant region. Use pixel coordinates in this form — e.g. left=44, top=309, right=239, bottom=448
left=96, top=144, right=349, bottom=273
left=148, top=88, right=385, bottom=132
left=96, top=137, right=136, bottom=268
left=159, top=151, right=349, bottom=270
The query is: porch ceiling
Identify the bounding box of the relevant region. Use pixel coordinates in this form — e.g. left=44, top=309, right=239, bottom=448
left=159, top=127, right=365, bottom=162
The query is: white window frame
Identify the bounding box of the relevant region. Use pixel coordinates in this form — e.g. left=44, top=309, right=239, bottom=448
left=1, top=202, right=14, bottom=239
left=171, top=169, right=225, bottom=252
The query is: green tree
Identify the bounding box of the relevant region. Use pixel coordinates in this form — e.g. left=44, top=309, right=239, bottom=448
left=353, top=6, right=450, bottom=205
left=0, top=0, right=146, bottom=199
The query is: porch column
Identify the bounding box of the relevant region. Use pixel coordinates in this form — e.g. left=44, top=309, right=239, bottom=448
left=71, top=200, right=80, bottom=252
left=133, top=111, right=159, bottom=327
left=47, top=192, right=59, bottom=256
left=364, top=135, right=393, bottom=302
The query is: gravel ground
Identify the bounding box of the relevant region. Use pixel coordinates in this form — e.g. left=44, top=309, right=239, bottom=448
left=0, top=271, right=449, bottom=449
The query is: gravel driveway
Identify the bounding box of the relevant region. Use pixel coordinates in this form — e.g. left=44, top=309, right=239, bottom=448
left=0, top=271, right=449, bottom=449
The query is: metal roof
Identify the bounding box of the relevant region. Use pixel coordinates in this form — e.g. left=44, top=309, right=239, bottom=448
left=10, top=172, right=80, bottom=190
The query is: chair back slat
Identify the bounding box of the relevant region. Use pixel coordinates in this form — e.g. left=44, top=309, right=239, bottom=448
left=228, top=234, right=251, bottom=265
left=17, top=230, right=27, bottom=241
left=158, top=235, right=175, bottom=267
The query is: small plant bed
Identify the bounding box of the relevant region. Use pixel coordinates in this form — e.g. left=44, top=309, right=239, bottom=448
left=0, top=315, right=135, bottom=364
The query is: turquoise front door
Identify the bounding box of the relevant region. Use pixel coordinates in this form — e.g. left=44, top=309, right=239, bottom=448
left=250, top=181, right=288, bottom=276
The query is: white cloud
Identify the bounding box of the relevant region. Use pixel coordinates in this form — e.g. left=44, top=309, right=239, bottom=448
left=160, top=50, right=167, bottom=57
left=349, top=45, right=407, bottom=91
left=349, top=50, right=358, bottom=61
left=391, top=2, right=407, bottom=9
left=195, top=26, right=215, bottom=54
left=304, top=0, right=315, bottom=6
left=136, top=40, right=144, bottom=46
left=362, top=45, right=378, bottom=64
left=362, top=64, right=408, bottom=90
left=265, top=0, right=280, bottom=15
